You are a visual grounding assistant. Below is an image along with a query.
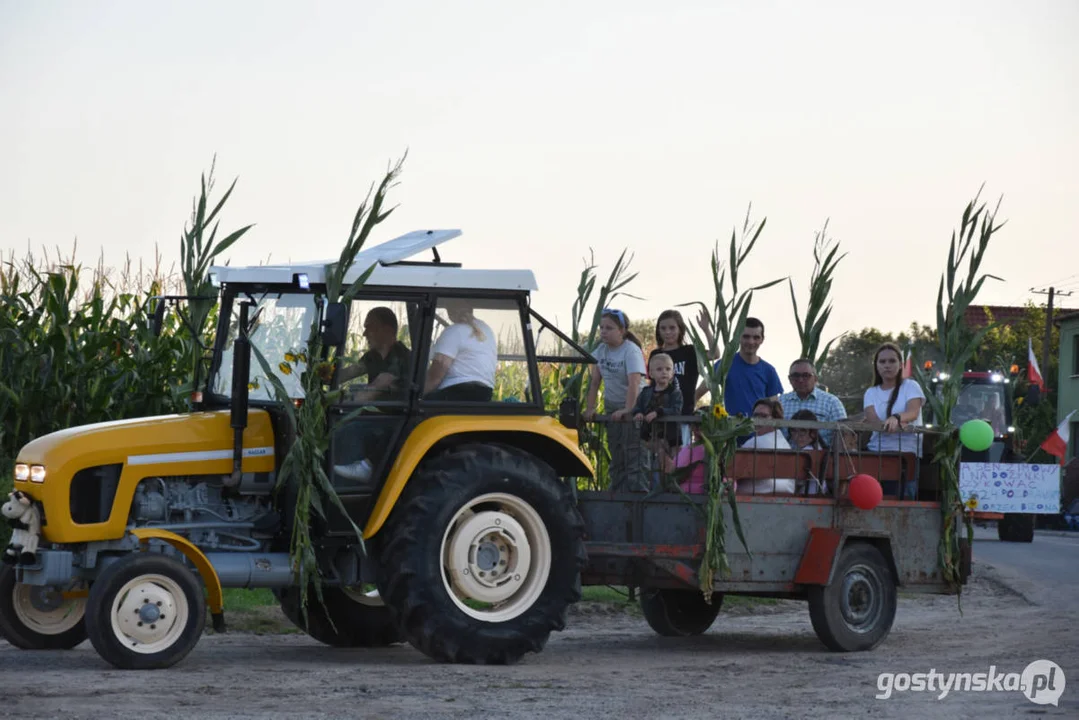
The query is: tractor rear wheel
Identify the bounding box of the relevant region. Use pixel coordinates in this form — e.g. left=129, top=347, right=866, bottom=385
left=639, top=587, right=722, bottom=636
left=378, top=444, right=586, bottom=664
left=808, top=543, right=896, bottom=652
left=998, top=514, right=1034, bottom=543
left=277, top=584, right=402, bottom=647
left=0, top=564, right=87, bottom=650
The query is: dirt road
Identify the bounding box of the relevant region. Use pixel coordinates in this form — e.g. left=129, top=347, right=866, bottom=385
left=3, top=562, right=1076, bottom=719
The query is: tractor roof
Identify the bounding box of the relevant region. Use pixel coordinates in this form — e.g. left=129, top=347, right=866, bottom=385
left=209, top=229, right=538, bottom=292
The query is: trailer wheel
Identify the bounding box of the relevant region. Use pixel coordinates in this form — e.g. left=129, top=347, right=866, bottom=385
left=0, top=565, right=87, bottom=650
left=277, top=584, right=402, bottom=647
left=639, top=588, right=722, bottom=636
left=808, top=543, right=896, bottom=652
left=378, top=444, right=586, bottom=664
left=998, top=514, right=1034, bottom=543
left=85, top=554, right=205, bottom=669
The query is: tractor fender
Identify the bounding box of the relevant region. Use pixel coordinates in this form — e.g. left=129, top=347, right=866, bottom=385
left=362, top=415, right=593, bottom=539
left=794, top=528, right=900, bottom=587
left=130, top=528, right=225, bottom=621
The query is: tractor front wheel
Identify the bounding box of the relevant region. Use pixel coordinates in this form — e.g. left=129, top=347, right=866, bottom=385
left=639, top=587, right=722, bottom=636
left=0, top=564, right=87, bottom=650
left=808, top=543, right=896, bottom=652
left=85, top=553, right=205, bottom=669
left=378, top=444, right=586, bottom=664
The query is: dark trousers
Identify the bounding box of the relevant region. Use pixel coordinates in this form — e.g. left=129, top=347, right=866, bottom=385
left=426, top=382, right=494, bottom=402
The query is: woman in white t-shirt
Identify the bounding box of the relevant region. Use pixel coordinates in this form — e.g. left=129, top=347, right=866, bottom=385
left=863, top=342, right=925, bottom=498
left=424, top=299, right=497, bottom=402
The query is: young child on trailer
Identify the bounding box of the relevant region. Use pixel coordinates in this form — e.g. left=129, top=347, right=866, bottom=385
left=633, top=352, right=684, bottom=488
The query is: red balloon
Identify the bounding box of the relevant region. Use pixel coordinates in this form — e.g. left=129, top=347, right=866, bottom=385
left=849, top=473, right=883, bottom=510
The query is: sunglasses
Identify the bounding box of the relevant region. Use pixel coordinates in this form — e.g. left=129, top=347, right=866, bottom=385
left=789, top=372, right=814, bottom=380
left=602, top=308, right=626, bottom=327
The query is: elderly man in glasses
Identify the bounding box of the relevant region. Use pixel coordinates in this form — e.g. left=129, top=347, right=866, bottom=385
left=779, top=358, right=847, bottom=447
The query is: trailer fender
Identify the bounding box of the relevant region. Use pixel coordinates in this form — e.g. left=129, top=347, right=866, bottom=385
left=794, top=528, right=900, bottom=587
left=130, top=528, right=225, bottom=623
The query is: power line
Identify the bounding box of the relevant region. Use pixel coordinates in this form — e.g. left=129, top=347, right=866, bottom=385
left=1035, top=272, right=1079, bottom=288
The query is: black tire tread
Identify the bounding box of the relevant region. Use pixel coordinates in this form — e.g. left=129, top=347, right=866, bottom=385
left=277, top=585, right=402, bottom=647
left=998, top=514, right=1034, bottom=543
left=0, top=564, right=87, bottom=650
left=639, top=588, right=722, bottom=637
left=85, top=553, right=206, bottom=669
left=807, top=543, right=896, bottom=652
left=377, top=443, right=586, bottom=664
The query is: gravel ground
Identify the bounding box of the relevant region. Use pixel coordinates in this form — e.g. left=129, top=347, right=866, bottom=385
left=2, top=562, right=1075, bottom=719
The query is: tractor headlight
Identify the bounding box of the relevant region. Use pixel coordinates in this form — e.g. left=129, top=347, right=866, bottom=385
left=14, top=464, right=30, bottom=482
left=1007, top=426, right=1016, bottom=434
left=29, top=465, right=46, bottom=483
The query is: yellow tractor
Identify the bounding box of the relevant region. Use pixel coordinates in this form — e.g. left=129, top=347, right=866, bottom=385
left=0, top=230, right=595, bottom=668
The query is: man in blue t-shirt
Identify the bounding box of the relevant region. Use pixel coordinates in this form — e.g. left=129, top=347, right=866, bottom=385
left=716, top=317, right=783, bottom=418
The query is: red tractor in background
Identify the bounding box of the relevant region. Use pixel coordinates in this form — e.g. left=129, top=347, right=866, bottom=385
left=925, top=367, right=1036, bottom=543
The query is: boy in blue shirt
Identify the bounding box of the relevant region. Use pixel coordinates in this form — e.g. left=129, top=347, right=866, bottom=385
left=717, top=318, right=783, bottom=418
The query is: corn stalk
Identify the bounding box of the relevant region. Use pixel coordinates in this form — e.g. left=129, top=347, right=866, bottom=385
left=179, top=157, right=254, bottom=395
left=681, top=207, right=782, bottom=600
left=789, top=220, right=847, bottom=369
left=250, top=155, right=405, bottom=625
left=911, top=188, right=1005, bottom=601
left=0, top=246, right=187, bottom=545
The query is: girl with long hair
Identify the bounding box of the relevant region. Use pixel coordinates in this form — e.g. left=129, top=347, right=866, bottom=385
left=584, top=308, right=647, bottom=491
left=863, top=342, right=925, bottom=498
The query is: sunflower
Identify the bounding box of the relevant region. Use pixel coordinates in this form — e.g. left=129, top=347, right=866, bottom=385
left=278, top=362, right=293, bottom=375
left=296, top=352, right=308, bottom=364
left=712, top=403, right=728, bottom=420
left=964, top=495, right=979, bottom=511
left=284, top=352, right=298, bottom=363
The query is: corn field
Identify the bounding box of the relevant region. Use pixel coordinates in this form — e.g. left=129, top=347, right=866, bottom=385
left=0, top=247, right=194, bottom=503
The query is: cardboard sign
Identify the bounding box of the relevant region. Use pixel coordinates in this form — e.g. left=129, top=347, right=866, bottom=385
left=959, top=462, right=1061, bottom=514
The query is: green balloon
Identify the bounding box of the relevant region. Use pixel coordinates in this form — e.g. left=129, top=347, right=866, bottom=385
left=959, top=419, right=994, bottom=452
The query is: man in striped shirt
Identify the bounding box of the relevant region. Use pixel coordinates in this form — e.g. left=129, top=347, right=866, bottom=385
left=780, top=358, right=847, bottom=447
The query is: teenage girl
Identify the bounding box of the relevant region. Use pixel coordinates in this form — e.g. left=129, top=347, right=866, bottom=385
left=584, top=309, right=647, bottom=491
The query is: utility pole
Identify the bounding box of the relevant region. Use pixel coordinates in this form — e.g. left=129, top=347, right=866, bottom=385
left=1031, top=286, right=1075, bottom=386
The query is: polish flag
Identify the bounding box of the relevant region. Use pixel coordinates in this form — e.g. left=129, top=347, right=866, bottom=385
left=1040, top=411, right=1076, bottom=466
left=1028, top=338, right=1046, bottom=392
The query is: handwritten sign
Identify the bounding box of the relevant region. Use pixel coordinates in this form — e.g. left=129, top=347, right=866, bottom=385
left=959, top=462, right=1061, bottom=514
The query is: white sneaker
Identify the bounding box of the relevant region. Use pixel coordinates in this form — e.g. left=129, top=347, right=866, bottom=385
left=334, top=458, right=372, bottom=481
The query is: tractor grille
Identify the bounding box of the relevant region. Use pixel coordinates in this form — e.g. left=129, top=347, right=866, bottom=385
left=70, top=464, right=122, bottom=524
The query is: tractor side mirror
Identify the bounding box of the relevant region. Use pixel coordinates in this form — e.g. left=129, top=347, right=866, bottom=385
left=559, top=397, right=580, bottom=430
left=322, top=302, right=347, bottom=347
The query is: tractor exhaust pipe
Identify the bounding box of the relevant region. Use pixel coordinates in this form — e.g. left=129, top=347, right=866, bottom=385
left=227, top=301, right=253, bottom=488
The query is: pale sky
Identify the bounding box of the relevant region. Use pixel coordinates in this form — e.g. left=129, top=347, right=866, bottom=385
left=2, top=0, right=1077, bottom=391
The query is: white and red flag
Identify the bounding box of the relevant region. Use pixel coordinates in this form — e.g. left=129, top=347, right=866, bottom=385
left=1028, top=338, right=1046, bottom=393
left=1040, top=411, right=1076, bottom=466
